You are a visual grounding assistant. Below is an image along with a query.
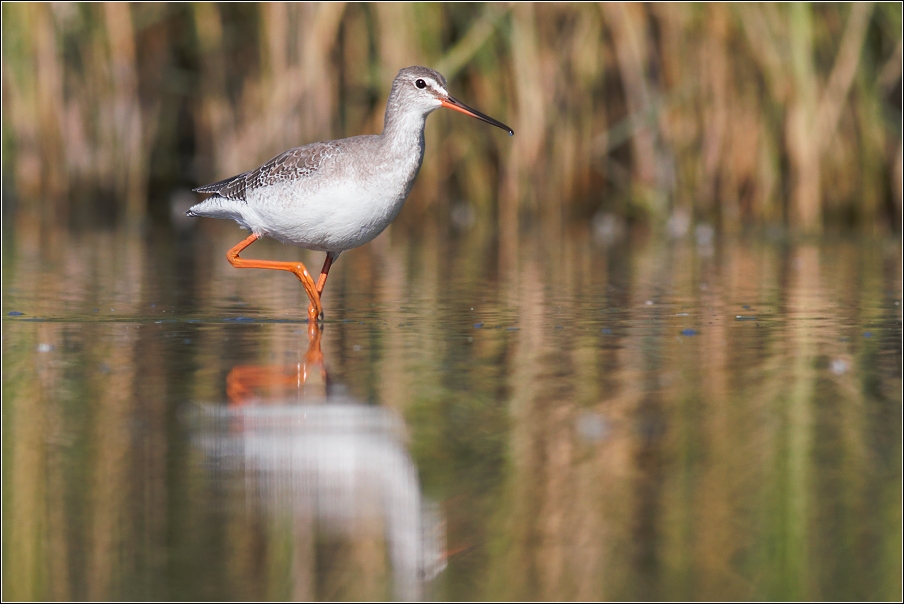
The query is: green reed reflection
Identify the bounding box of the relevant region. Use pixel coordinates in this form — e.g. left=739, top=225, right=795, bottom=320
left=2, top=217, right=902, bottom=601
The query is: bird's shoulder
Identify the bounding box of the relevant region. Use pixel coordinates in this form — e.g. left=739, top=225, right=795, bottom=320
left=193, top=139, right=352, bottom=201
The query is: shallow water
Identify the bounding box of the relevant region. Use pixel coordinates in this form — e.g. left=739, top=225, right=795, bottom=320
left=3, top=217, right=902, bottom=601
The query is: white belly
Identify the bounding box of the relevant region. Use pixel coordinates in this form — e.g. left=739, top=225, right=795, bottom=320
left=246, top=178, right=408, bottom=252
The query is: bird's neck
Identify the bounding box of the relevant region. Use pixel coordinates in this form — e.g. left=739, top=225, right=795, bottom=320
left=382, top=102, right=426, bottom=138
left=376, top=97, right=428, bottom=195
left=380, top=104, right=427, bottom=162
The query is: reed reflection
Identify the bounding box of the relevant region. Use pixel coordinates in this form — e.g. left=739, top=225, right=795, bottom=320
left=193, top=322, right=445, bottom=601
left=1, top=218, right=899, bottom=601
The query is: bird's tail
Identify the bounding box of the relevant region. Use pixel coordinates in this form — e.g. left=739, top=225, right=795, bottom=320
left=185, top=196, right=248, bottom=226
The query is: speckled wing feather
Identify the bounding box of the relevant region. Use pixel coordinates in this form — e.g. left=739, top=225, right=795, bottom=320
left=193, top=141, right=341, bottom=202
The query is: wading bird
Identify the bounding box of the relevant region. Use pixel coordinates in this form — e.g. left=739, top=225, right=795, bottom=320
left=188, top=66, right=513, bottom=321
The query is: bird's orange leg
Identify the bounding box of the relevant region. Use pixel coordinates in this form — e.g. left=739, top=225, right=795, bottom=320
left=226, top=233, right=322, bottom=321
left=310, top=253, right=335, bottom=318
left=315, top=254, right=334, bottom=295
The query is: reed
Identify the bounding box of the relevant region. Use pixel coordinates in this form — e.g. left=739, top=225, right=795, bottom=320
left=1, top=3, right=900, bottom=234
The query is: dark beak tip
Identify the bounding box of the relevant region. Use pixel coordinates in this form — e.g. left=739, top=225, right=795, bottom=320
left=444, top=96, right=514, bottom=137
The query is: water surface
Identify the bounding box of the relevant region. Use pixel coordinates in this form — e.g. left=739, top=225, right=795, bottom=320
left=3, top=218, right=902, bottom=600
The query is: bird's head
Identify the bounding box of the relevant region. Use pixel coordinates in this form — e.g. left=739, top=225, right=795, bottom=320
left=388, top=66, right=513, bottom=135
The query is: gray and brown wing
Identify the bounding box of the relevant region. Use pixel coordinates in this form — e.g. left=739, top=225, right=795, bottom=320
left=193, top=141, right=342, bottom=202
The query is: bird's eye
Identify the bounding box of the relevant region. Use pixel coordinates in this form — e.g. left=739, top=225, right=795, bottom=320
left=415, top=79, right=427, bottom=89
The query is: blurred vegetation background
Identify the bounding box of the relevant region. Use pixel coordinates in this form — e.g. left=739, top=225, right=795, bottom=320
left=2, top=2, right=902, bottom=236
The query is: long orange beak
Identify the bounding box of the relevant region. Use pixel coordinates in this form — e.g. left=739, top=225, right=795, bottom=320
left=441, top=96, right=514, bottom=136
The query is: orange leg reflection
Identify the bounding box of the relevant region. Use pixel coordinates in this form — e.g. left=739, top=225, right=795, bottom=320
left=227, top=233, right=323, bottom=322
left=227, top=321, right=328, bottom=406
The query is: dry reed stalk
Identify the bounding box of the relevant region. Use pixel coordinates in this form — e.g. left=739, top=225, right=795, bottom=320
left=1, top=4, right=900, bottom=233
left=103, top=3, right=146, bottom=228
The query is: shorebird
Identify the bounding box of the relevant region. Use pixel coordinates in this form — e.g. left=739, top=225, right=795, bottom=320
left=188, top=66, right=513, bottom=321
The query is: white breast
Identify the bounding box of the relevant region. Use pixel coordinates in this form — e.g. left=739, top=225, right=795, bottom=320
left=246, top=171, right=411, bottom=252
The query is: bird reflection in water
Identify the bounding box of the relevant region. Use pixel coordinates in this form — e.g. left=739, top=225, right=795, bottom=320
left=192, top=322, right=445, bottom=601
left=225, top=322, right=328, bottom=404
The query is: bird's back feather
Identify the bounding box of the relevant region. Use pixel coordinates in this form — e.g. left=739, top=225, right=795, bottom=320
left=193, top=141, right=344, bottom=202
